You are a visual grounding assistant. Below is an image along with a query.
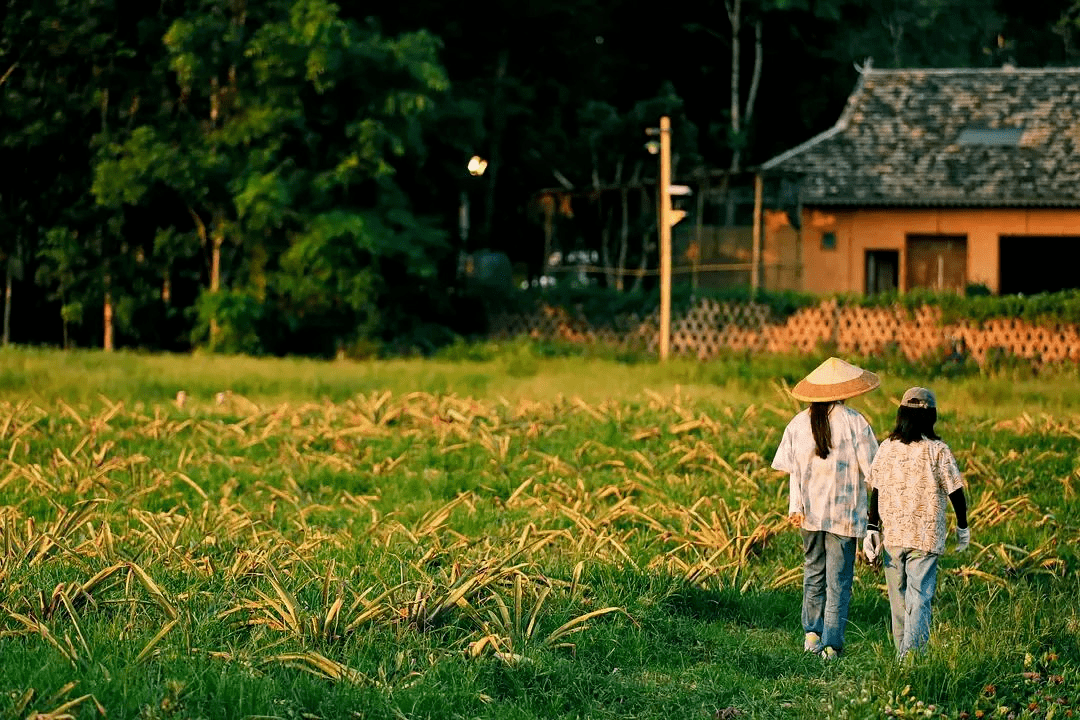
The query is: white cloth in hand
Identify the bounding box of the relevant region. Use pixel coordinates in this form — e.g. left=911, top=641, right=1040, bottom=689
left=955, top=527, right=971, bottom=552
left=864, top=529, right=882, bottom=563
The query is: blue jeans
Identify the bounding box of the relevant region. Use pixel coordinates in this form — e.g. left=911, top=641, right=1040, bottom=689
left=801, top=530, right=856, bottom=652
left=882, top=546, right=940, bottom=657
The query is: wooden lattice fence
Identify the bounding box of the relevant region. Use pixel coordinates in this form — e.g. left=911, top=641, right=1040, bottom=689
left=490, top=299, right=1080, bottom=366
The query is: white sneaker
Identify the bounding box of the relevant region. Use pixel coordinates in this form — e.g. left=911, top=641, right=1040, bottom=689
left=820, top=646, right=839, bottom=661
left=804, top=632, right=822, bottom=653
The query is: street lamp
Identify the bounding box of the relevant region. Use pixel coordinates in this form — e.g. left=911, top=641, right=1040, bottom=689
left=468, top=155, right=488, bottom=176
left=645, top=116, right=687, bottom=362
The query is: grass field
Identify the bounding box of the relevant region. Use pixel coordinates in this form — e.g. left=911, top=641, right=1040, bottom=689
left=0, top=345, right=1078, bottom=719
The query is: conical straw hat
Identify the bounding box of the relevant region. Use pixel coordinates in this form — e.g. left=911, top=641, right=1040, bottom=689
left=789, top=357, right=880, bottom=402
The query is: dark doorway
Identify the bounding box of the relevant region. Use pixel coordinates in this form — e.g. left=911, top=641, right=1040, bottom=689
left=999, top=236, right=1080, bottom=295
left=906, top=235, right=967, bottom=292
left=865, top=250, right=899, bottom=294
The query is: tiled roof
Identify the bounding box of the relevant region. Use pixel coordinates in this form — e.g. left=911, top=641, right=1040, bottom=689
left=759, top=66, right=1080, bottom=208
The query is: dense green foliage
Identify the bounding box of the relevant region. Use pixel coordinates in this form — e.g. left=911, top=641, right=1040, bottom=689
left=3, top=1, right=1078, bottom=354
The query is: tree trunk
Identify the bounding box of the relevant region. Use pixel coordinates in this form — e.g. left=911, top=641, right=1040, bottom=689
left=722, top=0, right=743, bottom=226
left=61, top=288, right=69, bottom=350
left=727, top=0, right=742, bottom=173
left=632, top=187, right=652, bottom=294
left=731, top=19, right=764, bottom=175
left=481, top=49, right=511, bottom=247
left=599, top=207, right=614, bottom=289
left=211, top=221, right=223, bottom=292
left=693, top=172, right=707, bottom=291
left=542, top=195, right=554, bottom=281
left=210, top=75, right=220, bottom=126
left=3, top=255, right=11, bottom=346
left=0, top=62, right=18, bottom=89
left=744, top=21, right=763, bottom=134
left=103, top=273, right=114, bottom=352
left=885, top=11, right=906, bottom=67
left=209, top=215, right=224, bottom=344
left=617, top=188, right=629, bottom=292
left=599, top=158, right=621, bottom=289
left=722, top=171, right=737, bottom=228
left=618, top=161, right=641, bottom=292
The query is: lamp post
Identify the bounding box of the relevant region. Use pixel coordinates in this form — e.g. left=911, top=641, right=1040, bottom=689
left=459, top=155, right=488, bottom=247
left=646, top=117, right=687, bottom=362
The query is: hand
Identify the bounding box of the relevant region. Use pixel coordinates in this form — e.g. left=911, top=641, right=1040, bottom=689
left=864, top=527, right=881, bottom=563
left=789, top=512, right=803, bottom=529
left=956, top=526, right=971, bottom=553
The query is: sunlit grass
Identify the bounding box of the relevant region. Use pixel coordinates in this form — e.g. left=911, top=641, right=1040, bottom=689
left=0, top=345, right=1077, bottom=719
left=6, top=344, right=1080, bottom=417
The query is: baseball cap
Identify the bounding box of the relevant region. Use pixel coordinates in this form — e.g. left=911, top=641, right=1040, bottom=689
left=900, top=387, right=936, bottom=409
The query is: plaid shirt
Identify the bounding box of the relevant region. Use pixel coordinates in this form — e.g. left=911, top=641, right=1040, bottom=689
left=772, top=405, right=879, bottom=539
left=869, top=438, right=964, bottom=554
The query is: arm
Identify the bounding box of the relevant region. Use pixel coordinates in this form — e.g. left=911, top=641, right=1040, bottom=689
left=949, top=488, right=968, bottom=529
left=788, top=473, right=803, bottom=517
left=863, top=486, right=882, bottom=562
left=935, top=444, right=969, bottom=551
left=771, top=424, right=801, bottom=523
left=855, top=416, right=879, bottom=480
left=950, top=487, right=970, bottom=552
left=866, top=437, right=882, bottom=528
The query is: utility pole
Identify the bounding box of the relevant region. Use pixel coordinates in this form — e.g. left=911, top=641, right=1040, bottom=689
left=659, top=117, right=673, bottom=361
left=650, top=116, right=687, bottom=361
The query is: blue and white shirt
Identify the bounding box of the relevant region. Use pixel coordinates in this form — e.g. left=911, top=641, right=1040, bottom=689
left=771, top=404, right=879, bottom=538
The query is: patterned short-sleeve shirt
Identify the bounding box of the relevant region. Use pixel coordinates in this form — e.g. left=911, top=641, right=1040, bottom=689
left=869, top=437, right=964, bottom=555
left=771, top=404, right=878, bottom=539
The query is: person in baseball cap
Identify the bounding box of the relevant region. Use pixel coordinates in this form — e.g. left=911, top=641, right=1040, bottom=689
left=864, top=385, right=970, bottom=659
left=772, top=357, right=880, bottom=660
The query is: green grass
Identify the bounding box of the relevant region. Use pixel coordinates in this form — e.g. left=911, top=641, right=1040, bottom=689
left=0, top=345, right=1078, bottom=719
left=6, top=342, right=1080, bottom=414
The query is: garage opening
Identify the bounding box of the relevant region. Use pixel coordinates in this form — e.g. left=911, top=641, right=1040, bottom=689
left=906, top=235, right=967, bottom=292
left=999, top=236, right=1080, bottom=295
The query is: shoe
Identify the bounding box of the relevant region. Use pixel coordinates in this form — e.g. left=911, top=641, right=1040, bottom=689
left=804, top=632, right=822, bottom=653
left=819, top=646, right=839, bottom=661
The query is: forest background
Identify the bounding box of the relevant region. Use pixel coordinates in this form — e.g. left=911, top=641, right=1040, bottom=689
left=4, top=0, right=1080, bottom=357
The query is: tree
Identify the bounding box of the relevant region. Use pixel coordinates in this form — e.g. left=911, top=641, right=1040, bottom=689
left=5, top=0, right=179, bottom=349
left=837, top=0, right=1005, bottom=68
left=93, top=0, right=450, bottom=354
left=7, top=0, right=1078, bottom=352
left=573, top=85, right=699, bottom=293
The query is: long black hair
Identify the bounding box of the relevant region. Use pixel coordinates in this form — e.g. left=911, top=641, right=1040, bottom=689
left=888, top=405, right=940, bottom=444
left=810, top=402, right=834, bottom=459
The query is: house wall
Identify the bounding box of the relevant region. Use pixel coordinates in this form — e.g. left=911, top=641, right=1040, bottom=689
left=785, top=207, right=1080, bottom=294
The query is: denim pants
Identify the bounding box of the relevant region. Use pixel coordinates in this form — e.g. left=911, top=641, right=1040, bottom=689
left=882, top=546, right=940, bottom=657
left=801, top=530, right=856, bottom=651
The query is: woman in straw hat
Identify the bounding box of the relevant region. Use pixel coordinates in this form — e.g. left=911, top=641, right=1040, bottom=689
left=771, top=357, right=880, bottom=660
